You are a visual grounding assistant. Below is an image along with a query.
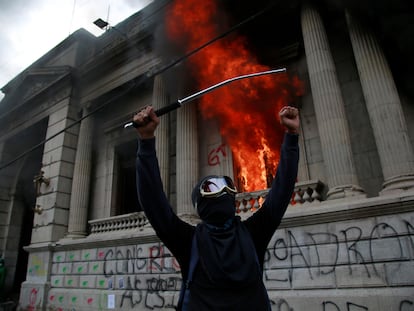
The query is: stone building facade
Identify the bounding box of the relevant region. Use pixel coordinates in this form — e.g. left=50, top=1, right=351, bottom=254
left=0, top=1, right=413, bottom=310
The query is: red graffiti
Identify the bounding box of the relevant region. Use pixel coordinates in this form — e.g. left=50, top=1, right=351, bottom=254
left=208, top=143, right=227, bottom=166
left=49, top=295, right=55, bottom=301
left=28, top=288, right=38, bottom=311
left=87, top=298, right=93, bottom=304
left=98, top=251, right=105, bottom=258
left=149, top=244, right=165, bottom=271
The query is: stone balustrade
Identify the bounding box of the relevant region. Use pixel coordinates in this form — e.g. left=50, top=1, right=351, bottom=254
left=292, top=179, right=326, bottom=204
left=236, top=179, right=326, bottom=215
left=88, top=180, right=326, bottom=234
left=88, top=211, right=149, bottom=234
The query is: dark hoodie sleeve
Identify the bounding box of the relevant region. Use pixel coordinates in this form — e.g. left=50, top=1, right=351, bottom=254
left=244, top=132, right=299, bottom=255
left=136, top=137, right=193, bottom=267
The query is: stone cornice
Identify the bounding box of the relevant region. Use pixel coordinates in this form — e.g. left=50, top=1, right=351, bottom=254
left=281, top=191, right=414, bottom=228
left=24, top=228, right=161, bottom=253
left=24, top=193, right=414, bottom=253
left=0, top=66, right=72, bottom=119
left=1, top=29, right=94, bottom=93
left=79, top=28, right=154, bottom=80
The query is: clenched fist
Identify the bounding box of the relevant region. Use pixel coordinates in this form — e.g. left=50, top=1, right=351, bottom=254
left=279, top=106, right=300, bottom=134
left=133, top=106, right=160, bottom=139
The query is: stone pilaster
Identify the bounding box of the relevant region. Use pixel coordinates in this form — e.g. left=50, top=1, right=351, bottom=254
left=31, top=103, right=79, bottom=244
left=19, top=102, right=79, bottom=310
left=19, top=249, right=52, bottom=311
left=152, top=75, right=170, bottom=193
left=67, top=108, right=94, bottom=238
left=301, top=3, right=364, bottom=199
left=346, top=11, right=414, bottom=194
left=176, top=102, right=198, bottom=216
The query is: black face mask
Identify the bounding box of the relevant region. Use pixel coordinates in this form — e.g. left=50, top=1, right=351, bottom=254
left=196, top=193, right=236, bottom=225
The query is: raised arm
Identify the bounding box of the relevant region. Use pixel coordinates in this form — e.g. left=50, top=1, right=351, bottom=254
left=134, top=106, right=193, bottom=261
left=244, top=106, right=300, bottom=251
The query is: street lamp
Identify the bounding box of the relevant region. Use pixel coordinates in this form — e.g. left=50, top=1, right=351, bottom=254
left=93, top=18, right=109, bottom=30
left=93, top=18, right=127, bottom=38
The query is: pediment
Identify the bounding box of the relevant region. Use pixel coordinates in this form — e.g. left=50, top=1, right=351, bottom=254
left=0, top=66, right=72, bottom=113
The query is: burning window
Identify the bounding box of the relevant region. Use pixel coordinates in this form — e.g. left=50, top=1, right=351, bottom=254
left=164, top=0, right=303, bottom=192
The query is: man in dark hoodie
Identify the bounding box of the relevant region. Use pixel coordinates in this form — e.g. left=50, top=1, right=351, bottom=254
left=134, top=105, right=299, bottom=310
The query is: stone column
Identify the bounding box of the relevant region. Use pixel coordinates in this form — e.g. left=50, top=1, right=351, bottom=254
left=301, top=2, right=364, bottom=199
left=346, top=11, right=414, bottom=193
left=176, top=103, right=198, bottom=217
left=152, top=75, right=170, bottom=193
left=66, top=108, right=94, bottom=238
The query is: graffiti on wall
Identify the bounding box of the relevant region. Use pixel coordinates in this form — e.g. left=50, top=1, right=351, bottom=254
left=37, top=218, right=414, bottom=310
left=208, top=143, right=227, bottom=166
left=264, top=220, right=414, bottom=286
left=102, top=243, right=181, bottom=276
left=28, top=254, right=47, bottom=277
left=268, top=299, right=380, bottom=311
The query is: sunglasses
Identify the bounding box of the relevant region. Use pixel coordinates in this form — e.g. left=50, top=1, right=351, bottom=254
left=199, top=176, right=237, bottom=198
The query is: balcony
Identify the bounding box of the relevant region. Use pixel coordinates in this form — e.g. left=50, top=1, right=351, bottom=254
left=88, top=180, right=326, bottom=234
left=88, top=211, right=149, bottom=234
left=236, top=179, right=326, bottom=216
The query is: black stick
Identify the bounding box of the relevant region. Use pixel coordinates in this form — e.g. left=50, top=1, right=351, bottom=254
left=124, top=68, right=286, bottom=128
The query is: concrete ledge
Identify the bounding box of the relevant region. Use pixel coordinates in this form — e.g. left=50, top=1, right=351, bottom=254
left=282, top=190, right=414, bottom=228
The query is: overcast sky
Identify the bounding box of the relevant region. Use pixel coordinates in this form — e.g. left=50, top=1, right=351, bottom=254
left=0, top=0, right=153, bottom=99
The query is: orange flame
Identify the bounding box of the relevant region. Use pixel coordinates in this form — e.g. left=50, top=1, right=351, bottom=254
left=165, top=0, right=303, bottom=192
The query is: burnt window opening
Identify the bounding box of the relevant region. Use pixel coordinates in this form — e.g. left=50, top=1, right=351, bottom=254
left=115, top=140, right=142, bottom=215
left=233, top=155, right=276, bottom=193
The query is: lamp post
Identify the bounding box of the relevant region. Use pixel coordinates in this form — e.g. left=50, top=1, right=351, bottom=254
left=93, top=18, right=127, bottom=38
